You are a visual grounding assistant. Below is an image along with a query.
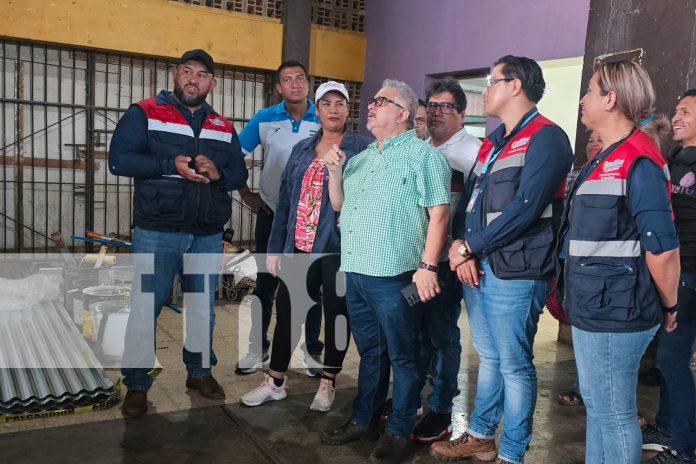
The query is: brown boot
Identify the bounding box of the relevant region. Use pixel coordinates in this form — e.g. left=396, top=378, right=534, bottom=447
left=186, top=375, right=226, bottom=399
left=121, top=390, right=148, bottom=418
left=430, top=432, right=497, bottom=461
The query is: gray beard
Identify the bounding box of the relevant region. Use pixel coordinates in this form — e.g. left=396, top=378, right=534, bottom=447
left=173, top=85, right=207, bottom=108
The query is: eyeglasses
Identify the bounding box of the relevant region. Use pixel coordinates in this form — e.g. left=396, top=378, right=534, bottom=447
left=368, top=96, right=404, bottom=109
left=486, top=76, right=514, bottom=88
left=414, top=117, right=426, bottom=125
left=425, top=102, right=458, bottom=115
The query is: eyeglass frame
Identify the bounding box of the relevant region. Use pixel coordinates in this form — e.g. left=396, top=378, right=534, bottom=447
left=424, top=101, right=461, bottom=115
left=367, top=96, right=405, bottom=109
left=486, top=76, right=515, bottom=88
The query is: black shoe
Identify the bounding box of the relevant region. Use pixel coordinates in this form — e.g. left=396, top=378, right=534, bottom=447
left=380, top=398, right=423, bottom=422
left=369, top=433, right=409, bottom=464
left=410, top=411, right=453, bottom=443
left=321, top=419, right=379, bottom=445
left=186, top=375, right=226, bottom=400
left=642, top=424, right=670, bottom=451
left=645, top=448, right=691, bottom=463
left=380, top=398, right=393, bottom=421
left=121, top=390, right=148, bottom=418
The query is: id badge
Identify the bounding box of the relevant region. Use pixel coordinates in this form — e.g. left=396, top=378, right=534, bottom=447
left=465, top=187, right=480, bottom=213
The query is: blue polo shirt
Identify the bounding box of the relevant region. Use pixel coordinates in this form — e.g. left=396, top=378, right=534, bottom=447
left=239, top=100, right=320, bottom=212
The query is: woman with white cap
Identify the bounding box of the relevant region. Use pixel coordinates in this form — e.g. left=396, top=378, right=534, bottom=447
left=240, top=81, right=371, bottom=411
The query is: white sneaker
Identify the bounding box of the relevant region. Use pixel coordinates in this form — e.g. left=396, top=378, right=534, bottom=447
left=240, top=374, right=287, bottom=407
left=309, top=378, right=335, bottom=412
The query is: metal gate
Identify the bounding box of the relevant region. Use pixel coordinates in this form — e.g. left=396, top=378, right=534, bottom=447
left=0, top=40, right=272, bottom=252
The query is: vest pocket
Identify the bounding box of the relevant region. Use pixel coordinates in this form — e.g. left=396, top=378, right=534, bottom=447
left=576, top=195, right=619, bottom=239
left=135, top=181, right=185, bottom=222
left=494, top=240, right=526, bottom=272
left=523, top=230, right=554, bottom=271
left=571, top=264, right=638, bottom=322
left=488, top=170, right=519, bottom=211
left=201, top=185, right=232, bottom=227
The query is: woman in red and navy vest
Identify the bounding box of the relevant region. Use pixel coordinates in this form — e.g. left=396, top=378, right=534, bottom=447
left=558, top=60, right=680, bottom=464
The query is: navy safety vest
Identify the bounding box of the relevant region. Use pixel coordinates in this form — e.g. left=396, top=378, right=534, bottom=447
left=564, top=130, right=671, bottom=332
left=133, top=97, right=236, bottom=232
left=471, top=114, right=565, bottom=279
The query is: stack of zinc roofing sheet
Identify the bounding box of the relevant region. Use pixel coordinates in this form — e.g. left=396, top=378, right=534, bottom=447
left=0, top=263, right=116, bottom=415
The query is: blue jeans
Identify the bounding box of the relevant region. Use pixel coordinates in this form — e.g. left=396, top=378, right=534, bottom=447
left=346, top=272, right=423, bottom=438
left=655, top=271, right=696, bottom=459
left=418, top=263, right=462, bottom=414
left=574, top=324, right=659, bottom=464
left=122, top=227, right=222, bottom=391
left=250, top=209, right=323, bottom=355
left=463, top=260, right=548, bottom=464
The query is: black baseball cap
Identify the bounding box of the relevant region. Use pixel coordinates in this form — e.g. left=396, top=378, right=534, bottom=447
left=177, top=49, right=215, bottom=74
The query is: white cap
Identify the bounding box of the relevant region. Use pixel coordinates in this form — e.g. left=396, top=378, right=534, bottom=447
left=315, top=81, right=350, bottom=103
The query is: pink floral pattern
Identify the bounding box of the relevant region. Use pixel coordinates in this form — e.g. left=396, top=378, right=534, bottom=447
left=294, top=159, right=326, bottom=252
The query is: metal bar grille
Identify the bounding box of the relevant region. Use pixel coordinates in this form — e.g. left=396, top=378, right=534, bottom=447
left=0, top=40, right=273, bottom=252
left=172, top=0, right=283, bottom=18
left=171, top=0, right=365, bottom=32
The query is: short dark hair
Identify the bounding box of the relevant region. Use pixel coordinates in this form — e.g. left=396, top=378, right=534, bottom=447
left=425, top=78, right=467, bottom=112
left=418, top=98, right=426, bottom=108
left=276, top=60, right=308, bottom=83
left=494, top=55, right=545, bottom=103
left=679, top=88, right=696, bottom=102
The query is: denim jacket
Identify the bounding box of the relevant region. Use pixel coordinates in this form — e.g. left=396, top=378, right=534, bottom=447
left=268, top=129, right=372, bottom=254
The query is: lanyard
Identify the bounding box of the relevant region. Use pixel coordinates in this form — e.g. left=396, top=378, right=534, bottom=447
left=480, top=109, right=539, bottom=175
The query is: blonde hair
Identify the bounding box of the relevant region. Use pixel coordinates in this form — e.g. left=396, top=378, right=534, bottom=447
left=595, top=60, right=656, bottom=127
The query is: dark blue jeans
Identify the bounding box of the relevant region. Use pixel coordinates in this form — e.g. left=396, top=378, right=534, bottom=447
left=250, top=209, right=323, bottom=355
left=655, top=271, right=696, bottom=459
left=418, top=262, right=462, bottom=414
left=122, top=227, right=221, bottom=391
left=346, top=271, right=423, bottom=438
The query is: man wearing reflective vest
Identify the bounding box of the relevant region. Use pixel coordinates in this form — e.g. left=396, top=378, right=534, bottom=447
left=431, top=56, right=573, bottom=464
left=109, top=49, right=248, bottom=417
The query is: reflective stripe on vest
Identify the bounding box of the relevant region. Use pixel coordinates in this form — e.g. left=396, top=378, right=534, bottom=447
left=567, top=130, right=669, bottom=259
left=200, top=128, right=232, bottom=143
left=489, top=152, right=525, bottom=174
left=473, top=161, right=483, bottom=177
left=575, top=178, right=626, bottom=196
left=486, top=202, right=552, bottom=225
left=568, top=239, right=641, bottom=257
left=147, top=119, right=195, bottom=137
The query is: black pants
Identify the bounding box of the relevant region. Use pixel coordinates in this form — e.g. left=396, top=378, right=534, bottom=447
left=250, top=209, right=323, bottom=355
left=269, top=253, right=348, bottom=375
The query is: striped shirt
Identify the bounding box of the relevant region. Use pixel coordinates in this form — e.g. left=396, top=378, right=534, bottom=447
left=340, top=129, right=451, bottom=276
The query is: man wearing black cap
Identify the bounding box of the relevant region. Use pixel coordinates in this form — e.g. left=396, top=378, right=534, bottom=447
left=109, top=49, right=248, bottom=417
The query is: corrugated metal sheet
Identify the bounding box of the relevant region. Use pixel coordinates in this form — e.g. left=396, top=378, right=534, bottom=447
left=0, top=265, right=116, bottom=415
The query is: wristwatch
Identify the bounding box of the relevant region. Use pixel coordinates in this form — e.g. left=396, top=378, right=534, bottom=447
left=418, top=261, right=439, bottom=272
left=662, top=302, right=679, bottom=315
left=457, top=242, right=472, bottom=258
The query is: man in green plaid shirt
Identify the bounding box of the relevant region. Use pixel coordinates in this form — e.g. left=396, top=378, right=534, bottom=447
left=321, top=79, right=451, bottom=464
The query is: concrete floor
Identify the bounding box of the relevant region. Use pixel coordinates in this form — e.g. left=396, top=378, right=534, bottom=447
left=0, top=300, right=662, bottom=463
